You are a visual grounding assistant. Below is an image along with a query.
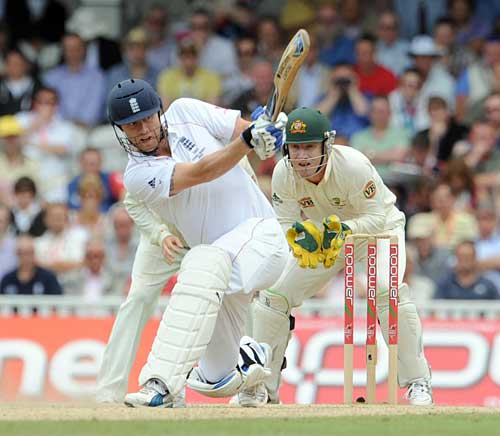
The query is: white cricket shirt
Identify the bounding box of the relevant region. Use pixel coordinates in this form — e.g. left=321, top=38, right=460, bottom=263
left=124, top=98, right=275, bottom=249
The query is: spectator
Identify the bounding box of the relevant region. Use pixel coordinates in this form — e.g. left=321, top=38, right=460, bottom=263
left=419, top=182, right=478, bottom=250
left=157, top=36, right=221, bottom=108
left=10, top=177, right=45, bottom=237
left=474, top=203, right=500, bottom=290
left=291, top=32, right=330, bottom=109
left=0, top=204, right=17, bottom=282
left=405, top=176, right=434, bottom=218
left=1, top=234, right=62, bottom=295
left=407, top=212, right=451, bottom=286
left=354, top=33, right=398, bottom=98
left=66, top=7, right=122, bottom=72
left=393, top=0, right=447, bottom=39
left=404, top=245, right=437, bottom=306
left=72, top=239, right=112, bottom=301
left=105, top=204, right=138, bottom=295
left=255, top=15, right=284, bottom=65
left=448, top=0, right=492, bottom=49
left=217, top=1, right=258, bottom=40
left=409, top=35, right=456, bottom=130
left=106, top=27, right=160, bottom=93
left=316, top=2, right=356, bottom=66
left=68, top=148, right=116, bottom=212
left=316, top=62, right=369, bottom=138
left=455, top=36, right=500, bottom=124
left=221, top=34, right=257, bottom=105
left=16, top=86, right=76, bottom=202
left=142, top=3, right=177, bottom=72
left=189, top=8, right=239, bottom=95
left=0, top=48, right=41, bottom=116
left=351, top=95, right=411, bottom=180
left=454, top=121, right=500, bottom=192
left=375, top=10, right=411, bottom=76
left=433, top=17, right=475, bottom=78
left=43, top=33, right=106, bottom=127
left=4, top=0, right=66, bottom=46
left=389, top=68, right=423, bottom=136
left=440, top=158, right=477, bottom=212
left=483, top=92, right=500, bottom=145
left=0, top=115, right=39, bottom=205
left=17, top=24, right=62, bottom=76
left=71, top=174, right=107, bottom=239
left=436, top=240, right=498, bottom=299
left=34, top=202, right=88, bottom=291
left=338, top=0, right=376, bottom=41
left=412, top=96, right=469, bottom=169
left=231, top=60, right=275, bottom=119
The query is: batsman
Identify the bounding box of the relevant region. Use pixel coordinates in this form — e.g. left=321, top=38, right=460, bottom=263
left=237, top=107, right=432, bottom=407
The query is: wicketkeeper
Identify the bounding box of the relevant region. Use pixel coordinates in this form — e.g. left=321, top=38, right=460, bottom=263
left=234, top=107, right=433, bottom=407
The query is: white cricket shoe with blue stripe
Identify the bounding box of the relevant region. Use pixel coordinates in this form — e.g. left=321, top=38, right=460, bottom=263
left=124, top=378, right=184, bottom=408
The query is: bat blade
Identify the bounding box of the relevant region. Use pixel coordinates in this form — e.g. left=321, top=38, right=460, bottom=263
left=265, top=29, right=310, bottom=122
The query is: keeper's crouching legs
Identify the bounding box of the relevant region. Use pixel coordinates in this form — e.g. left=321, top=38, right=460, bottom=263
left=125, top=245, right=232, bottom=407
left=250, top=289, right=294, bottom=403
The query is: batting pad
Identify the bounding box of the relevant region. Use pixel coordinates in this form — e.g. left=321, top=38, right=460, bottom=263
left=138, top=245, right=232, bottom=395
left=253, top=290, right=292, bottom=396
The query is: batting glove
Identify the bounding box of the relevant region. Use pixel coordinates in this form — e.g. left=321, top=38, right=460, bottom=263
left=322, top=215, right=352, bottom=268
left=286, top=220, right=325, bottom=268
left=241, top=111, right=287, bottom=160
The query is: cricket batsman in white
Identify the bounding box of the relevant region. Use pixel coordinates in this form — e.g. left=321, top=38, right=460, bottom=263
left=104, top=78, right=289, bottom=407
left=235, top=107, right=433, bottom=407
left=96, top=158, right=258, bottom=406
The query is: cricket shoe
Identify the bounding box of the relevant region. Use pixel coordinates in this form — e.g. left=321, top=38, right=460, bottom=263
left=124, top=378, right=185, bottom=408
left=405, top=379, right=433, bottom=406
left=229, top=381, right=281, bottom=406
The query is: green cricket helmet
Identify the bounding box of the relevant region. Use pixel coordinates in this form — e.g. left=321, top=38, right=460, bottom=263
left=286, top=107, right=332, bottom=144
left=284, top=107, right=335, bottom=177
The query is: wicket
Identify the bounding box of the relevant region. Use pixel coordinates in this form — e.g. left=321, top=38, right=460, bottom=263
left=343, top=234, right=399, bottom=405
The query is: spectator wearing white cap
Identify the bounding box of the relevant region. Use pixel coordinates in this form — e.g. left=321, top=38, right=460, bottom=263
left=408, top=34, right=456, bottom=131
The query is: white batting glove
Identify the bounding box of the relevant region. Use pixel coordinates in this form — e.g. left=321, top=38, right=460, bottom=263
left=241, top=111, right=288, bottom=160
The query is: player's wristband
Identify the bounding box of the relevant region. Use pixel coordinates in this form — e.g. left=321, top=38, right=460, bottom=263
left=240, top=125, right=254, bottom=149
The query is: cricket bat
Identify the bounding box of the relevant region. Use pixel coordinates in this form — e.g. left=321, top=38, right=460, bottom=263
left=265, top=29, right=310, bottom=122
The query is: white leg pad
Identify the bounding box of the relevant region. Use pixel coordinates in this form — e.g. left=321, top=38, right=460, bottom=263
left=187, top=367, right=244, bottom=398
left=252, top=290, right=291, bottom=399
left=377, top=283, right=431, bottom=387
left=138, top=245, right=232, bottom=395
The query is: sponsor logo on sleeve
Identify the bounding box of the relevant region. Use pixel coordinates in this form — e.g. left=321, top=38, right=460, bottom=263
left=363, top=180, right=376, bottom=199
left=298, top=196, right=315, bottom=208
left=272, top=192, right=283, bottom=205
left=148, top=178, right=156, bottom=189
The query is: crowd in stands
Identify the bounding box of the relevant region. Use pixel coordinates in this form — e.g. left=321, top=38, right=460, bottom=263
left=1, top=0, right=500, bottom=302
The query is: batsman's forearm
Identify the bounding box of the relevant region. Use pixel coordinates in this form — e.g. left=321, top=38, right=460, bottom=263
left=194, top=138, right=251, bottom=184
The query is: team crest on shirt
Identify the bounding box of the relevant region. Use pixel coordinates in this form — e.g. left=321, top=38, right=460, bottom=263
left=290, top=119, right=307, bottom=134
left=363, top=180, right=376, bottom=199
left=298, top=196, right=315, bottom=208
left=330, top=197, right=347, bottom=207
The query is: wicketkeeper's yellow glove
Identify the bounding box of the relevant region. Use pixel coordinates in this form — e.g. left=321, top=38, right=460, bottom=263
left=286, top=220, right=324, bottom=268
left=322, top=215, right=352, bottom=268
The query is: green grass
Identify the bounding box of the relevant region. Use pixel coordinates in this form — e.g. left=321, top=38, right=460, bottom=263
left=2, top=415, right=500, bottom=436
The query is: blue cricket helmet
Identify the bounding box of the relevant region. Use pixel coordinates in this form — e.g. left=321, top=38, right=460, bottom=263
left=107, top=78, right=162, bottom=126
